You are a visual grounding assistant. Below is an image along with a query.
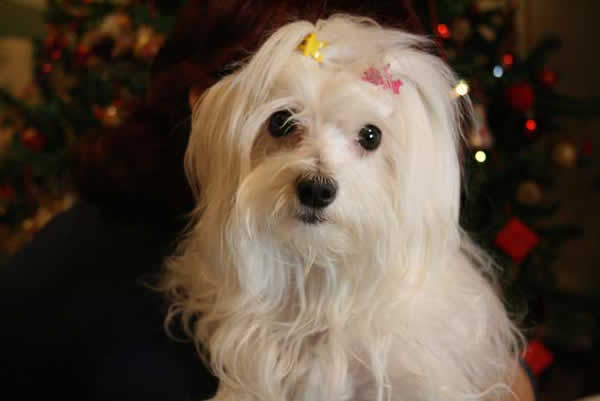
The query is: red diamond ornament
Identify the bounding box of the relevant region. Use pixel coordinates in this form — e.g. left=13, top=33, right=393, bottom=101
left=495, top=218, right=539, bottom=263
left=523, top=340, right=554, bottom=376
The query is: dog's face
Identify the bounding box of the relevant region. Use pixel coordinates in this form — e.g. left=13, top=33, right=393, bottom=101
left=242, top=56, right=399, bottom=234
left=186, top=18, right=464, bottom=267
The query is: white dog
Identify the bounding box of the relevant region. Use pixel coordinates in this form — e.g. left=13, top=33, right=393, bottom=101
left=162, top=15, right=522, bottom=401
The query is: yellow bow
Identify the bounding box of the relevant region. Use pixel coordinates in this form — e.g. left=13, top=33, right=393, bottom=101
left=297, top=33, right=328, bottom=63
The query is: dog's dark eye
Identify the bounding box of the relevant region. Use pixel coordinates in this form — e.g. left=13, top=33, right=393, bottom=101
left=358, top=124, right=382, bottom=151
left=269, top=110, right=297, bottom=137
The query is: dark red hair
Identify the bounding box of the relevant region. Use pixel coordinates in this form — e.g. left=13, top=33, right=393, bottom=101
left=76, top=0, right=423, bottom=221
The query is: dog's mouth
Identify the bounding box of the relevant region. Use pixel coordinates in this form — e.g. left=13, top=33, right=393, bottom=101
left=296, top=210, right=326, bottom=224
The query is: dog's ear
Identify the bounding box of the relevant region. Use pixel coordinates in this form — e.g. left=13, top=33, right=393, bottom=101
left=380, top=42, right=469, bottom=227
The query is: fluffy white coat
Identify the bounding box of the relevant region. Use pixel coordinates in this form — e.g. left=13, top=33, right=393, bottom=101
left=162, top=15, right=522, bottom=401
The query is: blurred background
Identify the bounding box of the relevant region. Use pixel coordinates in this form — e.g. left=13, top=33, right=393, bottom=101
left=0, top=1, right=598, bottom=399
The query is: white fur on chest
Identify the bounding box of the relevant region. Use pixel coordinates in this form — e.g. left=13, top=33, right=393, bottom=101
left=202, top=252, right=514, bottom=401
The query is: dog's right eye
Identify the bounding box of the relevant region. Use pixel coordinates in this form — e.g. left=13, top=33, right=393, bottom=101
left=268, top=110, right=297, bottom=137
left=358, top=124, right=382, bottom=151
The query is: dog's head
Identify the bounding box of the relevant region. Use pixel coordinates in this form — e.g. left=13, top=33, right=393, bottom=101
left=186, top=16, right=467, bottom=270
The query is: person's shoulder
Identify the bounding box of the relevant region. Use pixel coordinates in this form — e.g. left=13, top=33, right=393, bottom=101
left=1, top=200, right=178, bottom=296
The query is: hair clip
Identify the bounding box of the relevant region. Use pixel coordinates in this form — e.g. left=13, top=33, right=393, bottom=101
left=297, top=33, right=327, bottom=63
left=361, top=64, right=403, bottom=94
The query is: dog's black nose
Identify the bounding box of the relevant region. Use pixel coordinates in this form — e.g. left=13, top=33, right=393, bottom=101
left=296, top=176, right=338, bottom=209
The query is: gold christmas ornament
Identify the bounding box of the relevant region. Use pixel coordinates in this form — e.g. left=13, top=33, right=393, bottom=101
left=105, top=105, right=120, bottom=125
left=99, top=12, right=133, bottom=37
left=0, top=125, right=15, bottom=156
left=93, top=101, right=124, bottom=127
left=490, top=15, right=504, bottom=27
left=22, top=218, right=35, bottom=232
left=452, top=18, right=472, bottom=43
left=35, top=207, right=54, bottom=228
left=477, top=25, right=497, bottom=42
left=135, top=26, right=153, bottom=51
left=553, top=141, right=577, bottom=168
left=446, top=48, right=457, bottom=61
left=134, top=26, right=165, bottom=61
left=517, top=181, right=543, bottom=206
left=60, top=192, right=78, bottom=211
left=82, top=12, right=135, bottom=59
left=475, top=54, right=489, bottom=66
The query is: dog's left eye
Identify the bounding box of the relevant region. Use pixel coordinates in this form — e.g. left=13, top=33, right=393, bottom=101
left=269, top=110, right=297, bottom=137
left=358, top=124, right=382, bottom=151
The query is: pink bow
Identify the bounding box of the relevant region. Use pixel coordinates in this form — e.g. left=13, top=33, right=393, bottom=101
left=361, top=64, right=403, bottom=94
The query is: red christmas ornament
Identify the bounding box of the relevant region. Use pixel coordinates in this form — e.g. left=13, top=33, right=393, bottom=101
left=22, top=128, right=47, bottom=151
left=44, top=31, right=67, bottom=61
left=44, top=33, right=62, bottom=51
left=75, top=45, right=90, bottom=67
left=583, top=139, right=593, bottom=158
left=523, top=340, right=554, bottom=376
left=502, top=53, right=514, bottom=67
left=538, top=68, right=559, bottom=88
left=93, top=105, right=106, bottom=121
left=505, top=83, right=535, bottom=113
left=44, top=34, right=57, bottom=51
left=51, top=49, right=62, bottom=61
left=0, top=184, right=16, bottom=201
left=71, top=16, right=83, bottom=32
left=42, top=63, right=53, bottom=74
left=495, top=218, right=540, bottom=263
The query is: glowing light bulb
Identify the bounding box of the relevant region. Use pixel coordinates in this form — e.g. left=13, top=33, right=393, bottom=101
left=106, top=105, right=118, bottom=118
left=525, top=119, right=537, bottom=132
left=437, top=24, right=451, bottom=39
left=475, top=150, right=487, bottom=163
left=502, top=53, right=514, bottom=67
left=455, top=80, right=469, bottom=96
left=493, top=65, right=504, bottom=78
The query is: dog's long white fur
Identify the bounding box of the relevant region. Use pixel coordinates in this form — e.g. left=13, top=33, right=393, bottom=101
left=161, top=16, right=522, bottom=401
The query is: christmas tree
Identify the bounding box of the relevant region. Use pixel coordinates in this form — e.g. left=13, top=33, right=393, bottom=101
left=417, top=0, right=600, bottom=384
left=1, top=0, right=600, bottom=381
left=0, top=0, right=186, bottom=256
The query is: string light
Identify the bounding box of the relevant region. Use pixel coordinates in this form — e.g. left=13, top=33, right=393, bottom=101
left=493, top=65, right=504, bottom=78
left=437, top=24, right=451, bottom=39
left=475, top=150, right=487, bottom=163
left=525, top=119, right=537, bottom=132
left=454, top=80, right=469, bottom=96
left=104, top=104, right=121, bottom=126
